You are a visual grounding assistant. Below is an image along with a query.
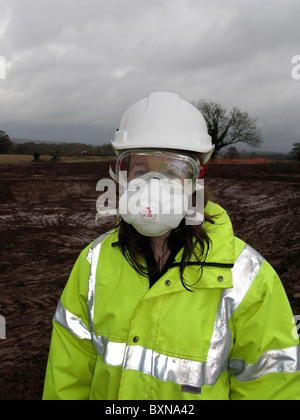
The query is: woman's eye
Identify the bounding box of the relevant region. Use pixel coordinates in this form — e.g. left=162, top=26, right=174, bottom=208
left=132, top=170, right=146, bottom=178
left=166, top=168, right=177, bottom=176
left=166, top=165, right=179, bottom=178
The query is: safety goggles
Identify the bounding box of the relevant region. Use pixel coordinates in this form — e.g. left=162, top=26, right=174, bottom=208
left=114, top=149, right=201, bottom=186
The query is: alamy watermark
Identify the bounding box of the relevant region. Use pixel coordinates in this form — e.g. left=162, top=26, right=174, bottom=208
left=291, top=55, right=300, bottom=80
left=292, top=315, right=300, bottom=340
left=0, top=55, right=6, bottom=80
left=0, top=315, right=6, bottom=339
left=96, top=175, right=205, bottom=225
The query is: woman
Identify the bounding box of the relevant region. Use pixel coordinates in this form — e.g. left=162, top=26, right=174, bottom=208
left=43, top=92, right=300, bottom=400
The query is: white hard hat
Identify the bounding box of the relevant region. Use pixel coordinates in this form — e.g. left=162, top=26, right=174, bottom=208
left=111, top=92, right=215, bottom=163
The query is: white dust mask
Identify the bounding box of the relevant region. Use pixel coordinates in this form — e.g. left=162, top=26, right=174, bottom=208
left=118, top=172, right=189, bottom=237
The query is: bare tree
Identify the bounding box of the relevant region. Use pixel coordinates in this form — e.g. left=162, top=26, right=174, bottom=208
left=192, top=99, right=263, bottom=153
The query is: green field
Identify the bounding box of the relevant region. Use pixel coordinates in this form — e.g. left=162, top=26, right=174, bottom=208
left=0, top=154, right=115, bottom=164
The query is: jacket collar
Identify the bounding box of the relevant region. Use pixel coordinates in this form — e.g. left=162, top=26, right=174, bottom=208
left=168, top=201, right=235, bottom=290
left=203, top=201, right=235, bottom=266
left=112, top=201, right=235, bottom=292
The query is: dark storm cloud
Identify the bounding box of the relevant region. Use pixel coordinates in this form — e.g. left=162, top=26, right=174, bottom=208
left=0, top=0, right=299, bottom=152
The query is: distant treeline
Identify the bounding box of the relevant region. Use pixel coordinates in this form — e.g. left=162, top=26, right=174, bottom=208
left=5, top=141, right=298, bottom=161
left=0, top=129, right=299, bottom=161
left=11, top=142, right=294, bottom=161
left=218, top=147, right=294, bottom=162
left=11, top=141, right=114, bottom=156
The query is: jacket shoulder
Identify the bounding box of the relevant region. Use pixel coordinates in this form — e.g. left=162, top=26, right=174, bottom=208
left=233, top=236, right=278, bottom=281
left=59, top=230, right=118, bottom=326
left=233, top=236, right=247, bottom=260
left=86, top=229, right=118, bottom=263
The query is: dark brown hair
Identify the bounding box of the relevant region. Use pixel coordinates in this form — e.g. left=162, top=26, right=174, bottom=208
left=116, top=188, right=216, bottom=291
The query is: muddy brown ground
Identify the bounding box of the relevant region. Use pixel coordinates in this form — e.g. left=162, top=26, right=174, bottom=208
left=0, top=161, right=299, bottom=400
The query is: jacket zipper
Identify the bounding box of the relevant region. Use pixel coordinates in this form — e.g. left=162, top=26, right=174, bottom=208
left=172, top=262, right=234, bottom=269
left=112, top=242, right=234, bottom=269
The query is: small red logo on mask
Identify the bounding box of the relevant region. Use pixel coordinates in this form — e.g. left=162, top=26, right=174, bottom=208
left=141, top=207, right=154, bottom=220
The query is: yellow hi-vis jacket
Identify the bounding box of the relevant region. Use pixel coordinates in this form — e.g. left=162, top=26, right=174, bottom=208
left=43, top=202, right=300, bottom=400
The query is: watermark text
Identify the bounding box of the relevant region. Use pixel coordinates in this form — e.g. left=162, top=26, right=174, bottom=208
left=0, top=315, right=6, bottom=339
left=0, top=55, right=6, bottom=80
left=292, top=315, right=300, bottom=340
left=292, top=55, right=300, bottom=80
left=95, top=175, right=204, bottom=225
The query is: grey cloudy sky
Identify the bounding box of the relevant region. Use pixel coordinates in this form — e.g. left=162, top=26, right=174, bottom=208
left=0, top=0, right=299, bottom=152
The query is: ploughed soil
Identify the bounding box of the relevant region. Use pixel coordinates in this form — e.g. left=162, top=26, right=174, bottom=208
left=0, top=161, right=299, bottom=400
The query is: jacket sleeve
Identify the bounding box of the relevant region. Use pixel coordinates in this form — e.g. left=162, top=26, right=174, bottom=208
left=43, top=245, right=97, bottom=400
left=228, top=258, right=300, bottom=400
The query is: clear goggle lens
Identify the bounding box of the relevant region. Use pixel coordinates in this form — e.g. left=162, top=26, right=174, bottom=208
left=115, top=149, right=201, bottom=185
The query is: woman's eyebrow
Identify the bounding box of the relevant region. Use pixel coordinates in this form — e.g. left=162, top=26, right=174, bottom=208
left=131, top=162, right=150, bottom=169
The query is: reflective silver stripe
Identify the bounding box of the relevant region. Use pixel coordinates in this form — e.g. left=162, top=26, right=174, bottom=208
left=53, top=301, right=126, bottom=365
left=53, top=300, right=91, bottom=341
left=123, top=345, right=227, bottom=387
left=104, top=340, right=127, bottom=366
left=229, top=343, right=300, bottom=382
left=86, top=232, right=124, bottom=360
left=207, top=244, right=264, bottom=365
left=92, top=334, right=126, bottom=366
left=87, top=240, right=102, bottom=336
left=86, top=231, right=112, bottom=335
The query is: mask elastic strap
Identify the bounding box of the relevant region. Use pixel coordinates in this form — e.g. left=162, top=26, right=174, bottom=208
left=109, top=165, right=118, bottom=183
